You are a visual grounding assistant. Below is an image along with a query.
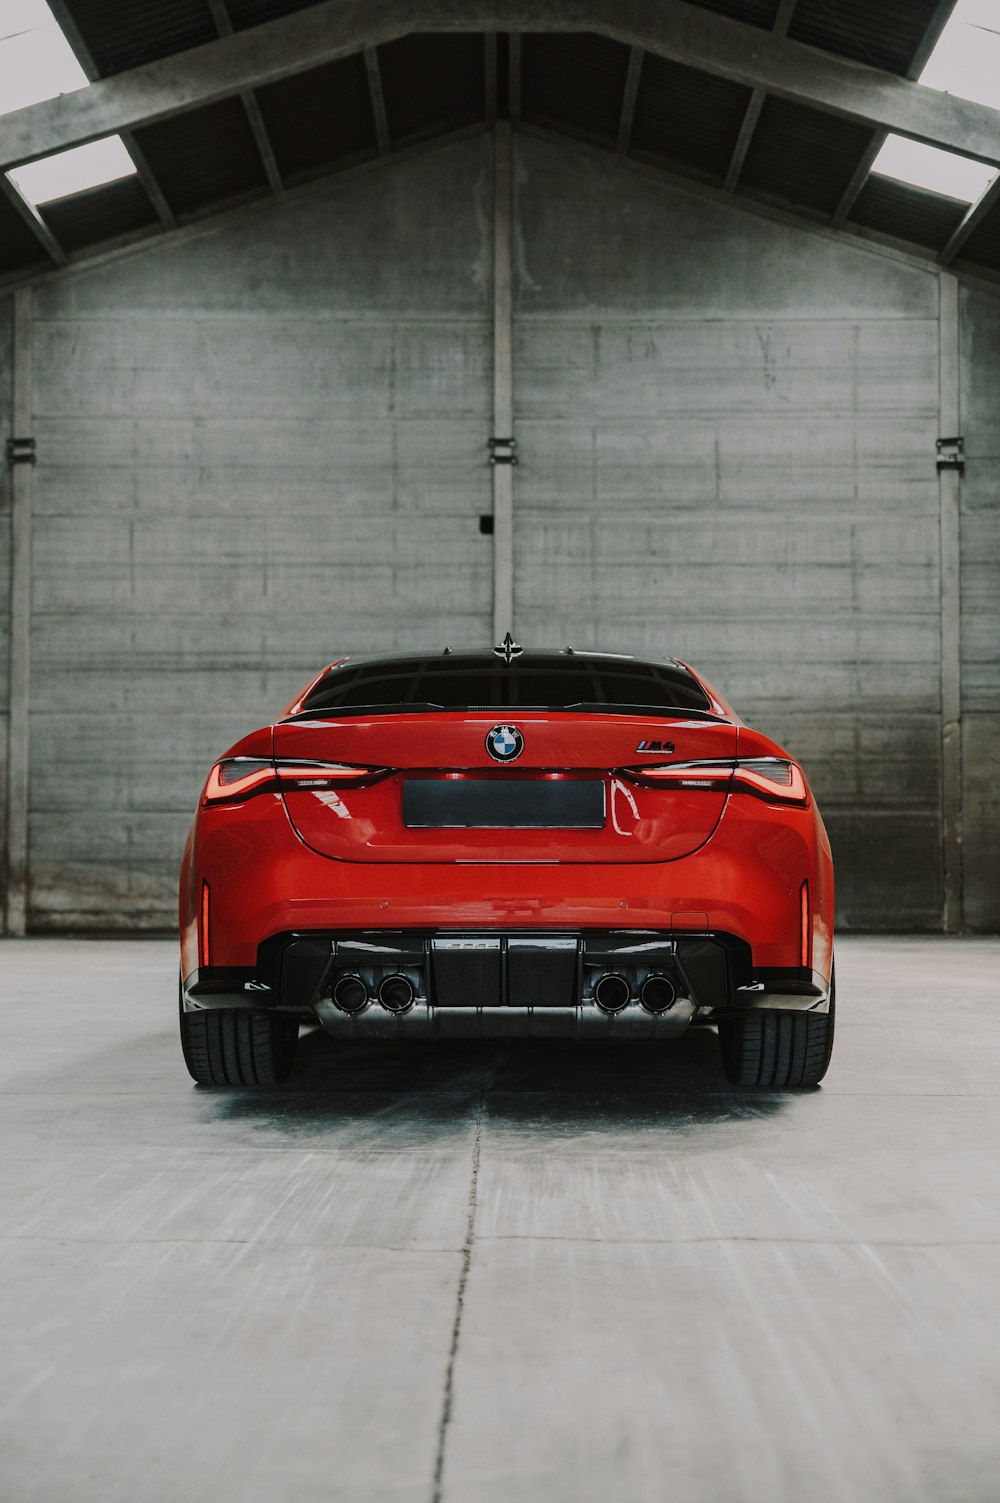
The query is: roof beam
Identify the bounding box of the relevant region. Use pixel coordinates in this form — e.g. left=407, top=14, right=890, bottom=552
left=724, top=0, right=797, bottom=192
left=0, top=177, right=67, bottom=267
left=616, top=46, right=643, bottom=156
left=363, top=47, right=391, bottom=155
left=939, top=174, right=1000, bottom=266
left=205, top=0, right=283, bottom=195
left=45, top=0, right=177, bottom=229
left=4, top=0, right=1000, bottom=173
left=831, top=0, right=958, bottom=227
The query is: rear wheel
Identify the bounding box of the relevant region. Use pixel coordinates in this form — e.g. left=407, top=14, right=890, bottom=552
left=180, top=995, right=298, bottom=1087
left=718, top=976, right=835, bottom=1089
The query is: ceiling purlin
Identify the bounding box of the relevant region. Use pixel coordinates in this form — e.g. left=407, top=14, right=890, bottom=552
left=509, top=33, right=523, bottom=122
left=205, top=0, right=284, bottom=194
left=484, top=34, right=498, bottom=125
left=940, top=175, right=1000, bottom=266
left=0, top=177, right=68, bottom=267
left=363, top=46, right=392, bottom=155
left=46, top=0, right=178, bottom=230
left=723, top=0, right=797, bottom=192
left=616, top=46, right=643, bottom=157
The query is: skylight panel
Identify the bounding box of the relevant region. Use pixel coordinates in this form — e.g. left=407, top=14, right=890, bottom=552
left=0, top=0, right=88, bottom=115
left=919, top=0, right=1000, bottom=111
left=870, top=0, right=1000, bottom=202
left=8, top=138, right=137, bottom=204
left=872, top=136, right=997, bottom=203
left=1, top=1, right=137, bottom=204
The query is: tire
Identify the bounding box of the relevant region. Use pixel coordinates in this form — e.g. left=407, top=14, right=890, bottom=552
left=180, top=994, right=299, bottom=1087
left=718, top=972, right=835, bottom=1089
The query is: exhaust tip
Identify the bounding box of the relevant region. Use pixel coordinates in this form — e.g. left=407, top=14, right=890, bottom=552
left=594, top=973, right=631, bottom=1014
left=378, top=974, right=416, bottom=1014
left=332, top=973, right=369, bottom=1015
left=639, top=973, right=677, bottom=1014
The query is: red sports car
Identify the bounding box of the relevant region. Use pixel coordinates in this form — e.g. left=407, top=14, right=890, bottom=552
left=179, top=639, right=834, bottom=1089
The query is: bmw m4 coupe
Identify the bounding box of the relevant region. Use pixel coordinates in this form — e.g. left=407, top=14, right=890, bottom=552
left=179, top=638, right=834, bottom=1089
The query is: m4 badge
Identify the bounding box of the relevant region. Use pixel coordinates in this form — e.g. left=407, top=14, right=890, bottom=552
left=635, top=740, right=675, bottom=753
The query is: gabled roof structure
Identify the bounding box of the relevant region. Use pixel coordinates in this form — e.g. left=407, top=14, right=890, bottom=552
left=2, top=0, right=1000, bottom=288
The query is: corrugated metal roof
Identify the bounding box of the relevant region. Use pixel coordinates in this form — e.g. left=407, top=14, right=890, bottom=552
left=521, top=33, right=632, bottom=150
left=58, top=0, right=217, bottom=76
left=255, top=53, right=378, bottom=182
left=848, top=176, right=967, bottom=251
left=739, top=97, right=874, bottom=215
left=686, top=0, right=782, bottom=29
left=630, top=55, right=752, bottom=182
left=226, top=0, right=323, bottom=29
left=378, top=34, right=486, bottom=149
left=133, top=98, right=269, bottom=218
left=787, top=0, right=951, bottom=77
left=39, top=177, right=159, bottom=252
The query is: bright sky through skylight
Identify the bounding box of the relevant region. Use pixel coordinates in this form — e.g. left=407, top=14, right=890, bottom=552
left=9, top=137, right=137, bottom=204
left=1, top=0, right=136, bottom=203
left=873, top=137, right=997, bottom=202
left=872, top=0, right=1000, bottom=202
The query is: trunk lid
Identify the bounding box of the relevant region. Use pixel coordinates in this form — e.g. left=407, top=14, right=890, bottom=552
left=273, top=710, right=735, bottom=864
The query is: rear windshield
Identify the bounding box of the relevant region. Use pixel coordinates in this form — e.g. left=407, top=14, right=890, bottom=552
left=298, top=654, right=713, bottom=716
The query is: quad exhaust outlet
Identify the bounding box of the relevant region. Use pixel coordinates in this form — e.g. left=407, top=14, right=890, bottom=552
left=377, top=974, right=416, bottom=1013
left=332, top=973, right=369, bottom=1015
left=639, top=973, right=677, bottom=1014
left=593, top=973, right=632, bottom=1014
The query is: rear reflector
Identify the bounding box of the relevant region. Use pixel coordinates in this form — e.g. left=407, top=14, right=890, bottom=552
left=200, top=881, right=211, bottom=968
left=800, top=881, right=811, bottom=967
left=203, top=758, right=389, bottom=806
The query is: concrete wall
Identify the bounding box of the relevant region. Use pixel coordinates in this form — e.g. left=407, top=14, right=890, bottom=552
left=1, top=129, right=997, bottom=930
left=514, top=134, right=946, bottom=930
left=0, top=295, right=10, bottom=883
left=961, top=286, right=1000, bottom=932
left=23, top=136, right=494, bottom=928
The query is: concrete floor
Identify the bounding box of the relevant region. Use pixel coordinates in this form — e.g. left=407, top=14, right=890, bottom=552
left=1, top=938, right=999, bottom=1503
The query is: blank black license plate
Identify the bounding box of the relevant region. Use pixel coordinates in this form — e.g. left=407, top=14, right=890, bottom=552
left=403, top=779, right=605, bottom=828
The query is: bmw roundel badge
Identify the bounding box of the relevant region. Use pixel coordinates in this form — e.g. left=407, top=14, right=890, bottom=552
left=486, top=724, right=524, bottom=762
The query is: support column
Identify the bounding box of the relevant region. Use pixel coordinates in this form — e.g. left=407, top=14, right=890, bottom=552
left=5, top=287, right=32, bottom=936
left=491, top=121, right=514, bottom=642
left=938, top=273, right=962, bottom=932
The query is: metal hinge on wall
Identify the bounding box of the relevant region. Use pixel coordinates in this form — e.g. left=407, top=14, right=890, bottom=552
left=488, top=436, right=517, bottom=466
left=936, top=436, right=964, bottom=472
left=6, top=436, right=35, bottom=466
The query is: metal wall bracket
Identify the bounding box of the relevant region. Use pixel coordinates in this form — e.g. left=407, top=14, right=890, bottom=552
left=488, top=436, right=517, bottom=466
left=6, top=436, right=35, bottom=466
left=936, top=436, right=964, bottom=472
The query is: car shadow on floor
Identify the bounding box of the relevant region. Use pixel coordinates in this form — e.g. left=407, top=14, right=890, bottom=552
left=205, top=1024, right=795, bottom=1134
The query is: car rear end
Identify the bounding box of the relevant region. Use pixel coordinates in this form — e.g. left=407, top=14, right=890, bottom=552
left=179, top=649, right=834, bottom=1084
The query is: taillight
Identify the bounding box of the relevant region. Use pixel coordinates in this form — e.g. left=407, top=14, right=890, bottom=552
left=202, top=757, right=389, bottom=806
left=731, top=759, right=808, bottom=805
left=203, top=759, right=275, bottom=804
left=621, top=761, right=734, bottom=792
left=621, top=757, right=808, bottom=806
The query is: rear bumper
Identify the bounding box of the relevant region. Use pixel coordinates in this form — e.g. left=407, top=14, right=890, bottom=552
left=180, top=790, right=835, bottom=984
left=181, top=927, right=831, bottom=1038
